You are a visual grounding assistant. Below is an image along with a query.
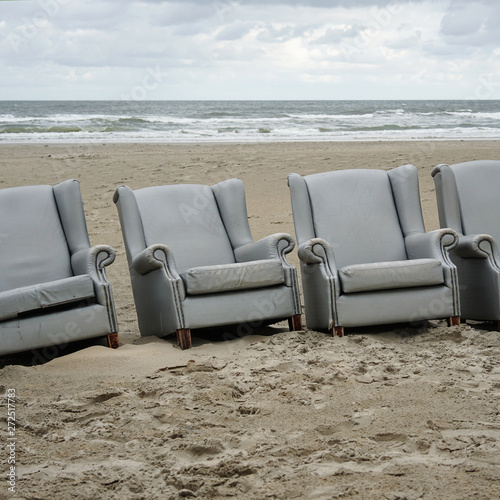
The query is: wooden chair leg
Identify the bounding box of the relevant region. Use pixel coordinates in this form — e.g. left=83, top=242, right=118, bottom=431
left=333, top=326, right=344, bottom=337
left=107, top=333, right=120, bottom=349
left=176, top=328, right=192, bottom=350
left=448, top=316, right=460, bottom=327
left=497, top=320, right=500, bottom=332
left=288, top=314, right=302, bottom=331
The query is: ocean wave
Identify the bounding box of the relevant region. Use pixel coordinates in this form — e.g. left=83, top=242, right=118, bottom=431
left=374, top=109, right=406, bottom=115
left=47, top=126, right=83, bottom=133
left=445, top=111, right=500, bottom=120
left=203, top=111, right=235, bottom=118
left=347, top=125, right=423, bottom=132
left=217, top=127, right=240, bottom=133
left=0, top=126, right=41, bottom=134
left=1, top=100, right=500, bottom=143
left=286, top=112, right=376, bottom=120
left=116, top=117, right=150, bottom=124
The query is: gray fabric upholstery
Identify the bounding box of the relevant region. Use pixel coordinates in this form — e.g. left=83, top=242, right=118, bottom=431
left=134, top=184, right=235, bottom=273
left=1, top=305, right=113, bottom=357
left=0, top=180, right=118, bottom=356
left=432, top=160, right=500, bottom=321
left=114, top=179, right=301, bottom=339
left=180, top=259, right=285, bottom=295
left=433, top=161, right=500, bottom=244
left=339, top=258, right=444, bottom=294
left=0, top=185, right=73, bottom=292
left=182, top=285, right=297, bottom=330
left=335, top=286, right=456, bottom=327
left=288, top=164, right=460, bottom=331
left=53, top=180, right=92, bottom=254
left=0, top=275, right=94, bottom=321
left=301, top=169, right=407, bottom=268
left=387, top=163, right=426, bottom=237
left=211, top=178, right=254, bottom=249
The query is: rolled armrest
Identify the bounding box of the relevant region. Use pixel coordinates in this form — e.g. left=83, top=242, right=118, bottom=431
left=234, top=233, right=295, bottom=263
left=298, top=238, right=337, bottom=270
left=453, top=234, right=498, bottom=260
left=71, top=245, right=116, bottom=278
left=405, top=229, right=460, bottom=296
left=132, top=244, right=180, bottom=279
left=405, top=229, right=458, bottom=261
left=71, top=245, right=116, bottom=310
left=298, top=238, right=340, bottom=303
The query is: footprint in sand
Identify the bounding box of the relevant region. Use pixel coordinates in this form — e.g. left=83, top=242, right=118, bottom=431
left=174, top=439, right=226, bottom=463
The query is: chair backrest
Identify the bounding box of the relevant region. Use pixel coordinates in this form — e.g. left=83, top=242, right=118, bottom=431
left=298, top=169, right=408, bottom=268
left=133, top=184, right=235, bottom=273
left=0, top=185, right=73, bottom=292
left=446, top=161, right=500, bottom=243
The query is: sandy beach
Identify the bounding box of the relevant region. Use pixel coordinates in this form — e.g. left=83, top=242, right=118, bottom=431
left=1, top=140, right=500, bottom=499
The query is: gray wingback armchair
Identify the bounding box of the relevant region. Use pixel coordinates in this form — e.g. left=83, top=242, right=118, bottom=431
left=432, top=160, right=500, bottom=329
left=0, top=180, right=119, bottom=357
left=288, top=164, right=461, bottom=336
left=113, top=178, right=302, bottom=349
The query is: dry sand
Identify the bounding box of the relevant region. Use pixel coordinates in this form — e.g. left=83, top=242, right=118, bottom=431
left=1, top=141, right=500, bottom=499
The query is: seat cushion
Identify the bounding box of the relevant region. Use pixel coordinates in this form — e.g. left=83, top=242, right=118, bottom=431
left=0, top=275, right=95, bottom=321
left=180, top=259, right=285, bottom=295
left=338, top=258, right=444, bottom=294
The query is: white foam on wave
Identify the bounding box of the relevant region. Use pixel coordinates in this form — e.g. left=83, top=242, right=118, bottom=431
left=2, top=125, right=499, bottom=144
left=1, top=100, right=499, bottom=143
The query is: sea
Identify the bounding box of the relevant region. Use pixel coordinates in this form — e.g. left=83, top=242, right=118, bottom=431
left=0, top=100, right=499, bottom=144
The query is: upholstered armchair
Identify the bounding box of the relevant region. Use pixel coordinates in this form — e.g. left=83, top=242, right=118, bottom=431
left=0, top=180, right=119, bottom=357
left=432, top=160, right=500, bottom=329
left=288, top=164, right=461, bottom=336
left=113, top=179, right=302, bottom=349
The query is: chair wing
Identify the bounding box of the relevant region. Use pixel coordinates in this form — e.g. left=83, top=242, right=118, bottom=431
left=289, top=164, right=460, bottom=335
left=432, top=160, right=500, bottom=325
left=433, top=160, right=500, bottom=243
left=0, top=180, right=119, bottom=358
left=114, top=179, right=302, bottom=349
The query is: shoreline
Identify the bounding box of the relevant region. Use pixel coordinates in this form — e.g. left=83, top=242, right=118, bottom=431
left=1, top=136, right=499, bottom=146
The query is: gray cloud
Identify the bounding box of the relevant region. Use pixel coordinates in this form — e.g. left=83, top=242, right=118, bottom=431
left=0, top=0, right=499, bottom=99
left=137, top=0, right=417, bottom=5
left=147, top=2, right=214, bottom=26
left=440, top=1, right=500, bottom=46
left=255, top=24, right=309, bottom=43
left=215, top=21, right=253, bottom=40
left=312, top=25, right=363, bottom=44
left=386, top=31, right=422, bottom=50
left=441, top=4, right=489, bottom=37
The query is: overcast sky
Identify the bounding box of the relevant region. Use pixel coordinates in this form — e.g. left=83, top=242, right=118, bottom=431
left=1, top=0, right=499, bottom=100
